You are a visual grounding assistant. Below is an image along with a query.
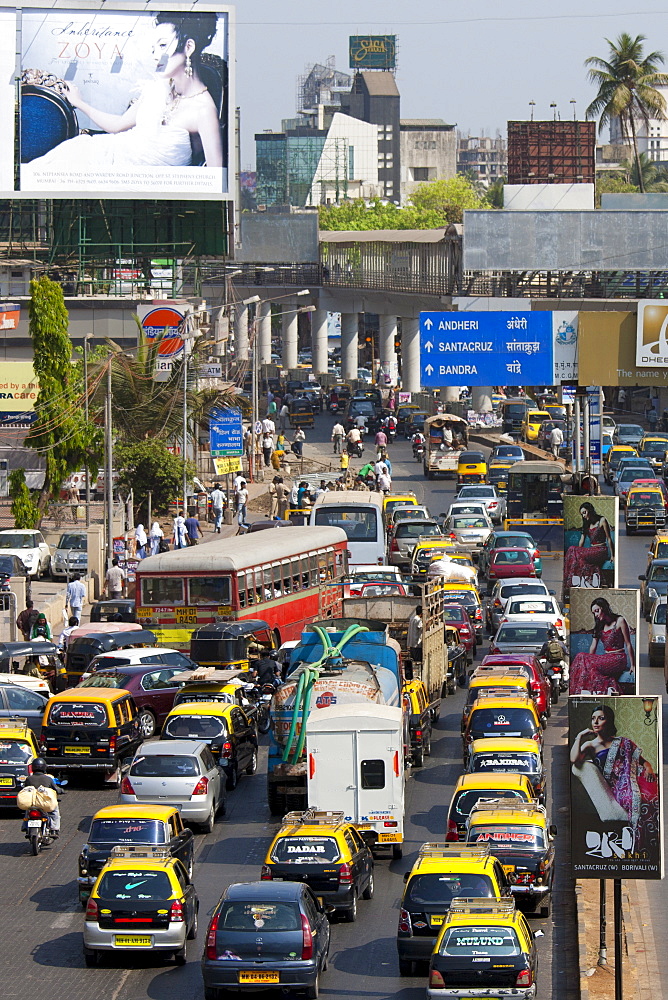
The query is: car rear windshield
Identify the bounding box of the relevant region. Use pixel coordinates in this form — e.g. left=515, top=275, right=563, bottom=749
left=405, top=873, right=494, bottom=907
left=0, top=557, right=20, bottom=575
left=442, top=606, right=467, bottom=623
left=97, top=869, right=172, bottom=901
left=130, top=754, right=200, bottom=778
left=499, top=583, right=546, bottom=599
left=498, top=535, right=531, bottom=549
left=459, top=487, right=494, bottom=498
left=493, top=551, right=531, bottom=565
left=396, top=522, right=440, bottom=538
left=0, top=739, right=32, bottom=763
left=453, top=518, right=487, bottom=529
left=80, top=674, right=130, bottom=689
left=385, top=500, right=417, bottom=515
left=314, top=508, right=378, bottom=541
left=472, top=753, right=539, bottom=775
left=219, top=901, right=301, bottom=932
left=641, top=441, right=667, bottom=454
left=654, top=603, right=667, bottom=624
left=446, top=591, right=478, bottom=608
left=496, top=625, right=551, bottom=644
left=47, top=702, right=108, bottom=727
left=89, top=818, right=167, bottom=844
left=439, top=925, right=521, bottom=957
left=163, top=716, right=227, bottom=741
left=470, top=708, right=537, bottom=739
left=470, top=824, right=545, bottom=850
left=452, top=788, right=527, bottom=818
left=271, top=836, right=341, bottom=864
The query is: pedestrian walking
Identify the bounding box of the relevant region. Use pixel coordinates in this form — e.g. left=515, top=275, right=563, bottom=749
left=173, top=514, right=188, bottom=549
left=262, top=416, right=276, bottom=437
left=292, top=426, right=305, bottom=458
left=66, top=573, right=87, bottom=621
left=549, top=423, right=564, bottom=459
left=149, top=521, right=164, bottom=556
left=16, top=600, right=39, bottom=641
left=331, top=421, right=345, bottom=454
left=236, top=480, right=249, bottom=529
left=617, top=387, right=627, bottom=413
left=262, top=432, right=274, bottom=467
left=210, top=483, right=225, bottom=533
left=104, top=557, right=126, bottom=598
left=184, top=513, right=203, bottom=545
left=649, top=405, right=659, bottom=432
left=278, top=402, right=290, bottom=432
left=135, top=523, right=147, bottom=559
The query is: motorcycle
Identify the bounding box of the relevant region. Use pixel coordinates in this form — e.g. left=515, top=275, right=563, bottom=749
left=413, top=441, right=425, bottom=462
left=540, top=653, right=569, bottom=703
left=257, top=683, right=275, bottom=735
left=25, top=779, right=67, bottom=855
left=347, top=440, right=364, bottom=458
left=328, top=400, right=339, bottom=414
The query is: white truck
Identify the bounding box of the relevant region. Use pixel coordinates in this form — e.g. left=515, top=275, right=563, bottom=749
left=306, top=703, right=405, bottom=859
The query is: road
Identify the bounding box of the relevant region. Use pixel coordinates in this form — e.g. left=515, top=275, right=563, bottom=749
left=0, top=414, right=612, bottom=1000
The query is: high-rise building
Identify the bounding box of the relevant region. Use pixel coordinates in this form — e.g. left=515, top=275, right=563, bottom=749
left=457, top=132, right=507, bottom=188
left=341, top=72, right=401, bottom=203
left=400, top=119, right=456, bottom=201
left=610, top=86, right=668, bottom=163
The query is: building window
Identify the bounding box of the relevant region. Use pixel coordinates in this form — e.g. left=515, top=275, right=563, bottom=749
left=412, top=167, right=430, bottom=181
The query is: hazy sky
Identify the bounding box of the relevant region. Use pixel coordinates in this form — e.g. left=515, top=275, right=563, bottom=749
left=235, top=0, right=668, bottom=167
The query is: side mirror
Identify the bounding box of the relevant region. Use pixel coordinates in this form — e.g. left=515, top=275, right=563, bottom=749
left=549, top=824, right=557, bottom=838
left=639, top=575, right=646, bottom=581
left=534, top=929, right=545, bottom=939
left=403, top=871, right=410, bottom=883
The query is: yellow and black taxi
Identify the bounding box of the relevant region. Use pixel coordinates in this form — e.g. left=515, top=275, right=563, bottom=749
left=161, top=701, right=258, bottom=790
left=462, top=692, right=542, bottom=765
left=604, top=443, right=637, bottom=484
left=403, top=679, right=433, bottom=767
left=83, top=845, right=199, bottom=967
left=40, top=688, right=141, bottom=782
left=427, top=897, right=541, bottom=999
left=261, top=809, right=373, bottom=922
left=520, top=409, right=551, bottom=443
left=383, top=492, right=419, bottom=525
left=0, top=718, right=40, bottom=805
left=647, top=529, right=668, bottom=570
left=466, top=737, right=546, bottom=805
left=625, top=483, right=667, bottom=534
left=411, top=537, right=457, bottom=579
left=460, top=667, right=533, bottom=734
left=466, top=800, right=556, bottom=917
left=445, top=772, right=535, bottom=842
left=397, top=843, right=511, bottom=975
left=77, top=804, right=196, bottom=906
left=487, top=460, right=514, bottom=495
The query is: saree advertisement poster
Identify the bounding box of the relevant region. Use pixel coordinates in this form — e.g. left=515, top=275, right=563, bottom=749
left=569, top=588, right=638, bottom=696
left=562, top=494, right=618, bottom=597
left=569, top=696, right=663, bottom=879
left=16, top=4, right=232, bottom=198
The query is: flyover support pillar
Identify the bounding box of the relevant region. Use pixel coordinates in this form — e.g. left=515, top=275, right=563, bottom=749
left=471, top=387, right=493, bottom=412
left=311, top=308, right=329, bottom=375
left=401, top=317, right=421, bottom=394
left=234, top=303, right=249, bottom=362
left=282, top=303, right=299, bottom=371
left=379, top=314, right=398, bottom=385
left=257, top=300, right=272, bottom=365
left=341, top=312, right=359, bottom=382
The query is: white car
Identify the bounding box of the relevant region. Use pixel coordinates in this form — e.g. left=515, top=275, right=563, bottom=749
left=0, top=530, right=51, bottom=578
left=346, top=565, right=403, bottom=596
left=442, top=511, right=493, bottom=550
left=445, top=501, right=489, bottom=522
left=648, top=596, right=666, bottom=669
left=500, top=595, right=568, bottom=641
left=455, top=484, right=507, bottom=524
left=0, top=673, right=51, bottom=696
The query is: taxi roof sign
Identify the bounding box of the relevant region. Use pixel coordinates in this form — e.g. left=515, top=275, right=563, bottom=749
left=109, top=845, right=172, bottom=860
left=418, top=842, right=491, bottom=859
left=448, top=897, right=517, bottom=916
left=469, top=799, right=547, bottom=820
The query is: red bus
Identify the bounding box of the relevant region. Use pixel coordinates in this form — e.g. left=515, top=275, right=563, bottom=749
left=134, top=526, right=348, bottom=650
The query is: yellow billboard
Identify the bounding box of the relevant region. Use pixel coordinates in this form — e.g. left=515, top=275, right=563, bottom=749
left=578, top=311, right=668, bottom=387
left=0, top=361, right=39, bottom=423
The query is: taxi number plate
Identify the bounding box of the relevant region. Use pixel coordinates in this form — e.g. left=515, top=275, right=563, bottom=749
left=238, top=972, right=279, bottom=984
left=0, top=777, right=13, bottom=785
left=502, top=864, right=515, bottom=875
left=378, top=832, right=399, bottom=842
left=65, top=746, right=90, bottom=754
left=114, top=936, right=152, bottom=948
left=429, top=915, right=445, bottom=927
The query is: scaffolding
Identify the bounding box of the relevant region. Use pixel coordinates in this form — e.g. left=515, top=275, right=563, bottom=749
left=297, top=57, right=352, bottom=117
left=507, top=120, right=596, bottom=185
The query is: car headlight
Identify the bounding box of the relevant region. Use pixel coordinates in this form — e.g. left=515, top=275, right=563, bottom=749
left=656, top=633, right=666, bottom=643
left=648, top=587, right=659, bottom=598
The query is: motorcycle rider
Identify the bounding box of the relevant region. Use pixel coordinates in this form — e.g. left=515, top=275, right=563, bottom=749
left=346, top=426, right=362, bottom=455
left=374, top=428, right=388, bottom=459
left=21, top=758, right=62, bottom=838
left=411, top=430, right=426, bottom=458
left=253, top=650, right=280, bottom=688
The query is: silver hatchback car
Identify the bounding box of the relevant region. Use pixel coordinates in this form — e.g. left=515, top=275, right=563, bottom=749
left=388, top=519, right=442, bottom=568
left=120, top=740, right=225, bottom=832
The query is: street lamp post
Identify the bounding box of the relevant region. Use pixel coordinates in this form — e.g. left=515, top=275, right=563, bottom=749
left=182, top=347, right=188, bottom=517
left=83, top=334, right=93, bottom=527
left=105, top=360, right=113, bottom=570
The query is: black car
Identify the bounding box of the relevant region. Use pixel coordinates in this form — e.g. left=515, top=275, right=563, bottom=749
left=0, top=555, right=31, bottom=599
left=202, top=881, right=331, bottom=999
left=77, top=806, right=196, bottom=905
left=0, top=684, right=48, bottom=734
left=90, top=599, right=136, bottom=623
left=343, top=398, right=381, bottom=433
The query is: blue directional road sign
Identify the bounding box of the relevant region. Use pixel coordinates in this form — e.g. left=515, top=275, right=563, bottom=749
left=419, top=311, right=553, bottom=387
left=209, top=407, right=244, bottom=457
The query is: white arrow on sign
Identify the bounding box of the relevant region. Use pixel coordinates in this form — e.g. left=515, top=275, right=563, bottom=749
left=424, top=340, right=433, bottom=352
left=424, top=317, right=433, bottom=330
left=425, top=364, right=434, bottom=375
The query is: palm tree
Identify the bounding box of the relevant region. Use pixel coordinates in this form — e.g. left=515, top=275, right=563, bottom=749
left=585, top=33, right=668, bottom=192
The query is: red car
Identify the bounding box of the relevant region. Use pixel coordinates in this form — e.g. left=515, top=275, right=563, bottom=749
left=480, top=653, right=551, bottom=723
left=77, top=663, right=191, bottom=738
left=486, top=547, right=537, bottom=591
left=442, top=602, right=477, bottom=664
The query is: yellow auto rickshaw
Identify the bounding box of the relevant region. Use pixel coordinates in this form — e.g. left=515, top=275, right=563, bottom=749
left=456, top=450, right=488, bottom=486
left=288, top=397, right=314, bottom=428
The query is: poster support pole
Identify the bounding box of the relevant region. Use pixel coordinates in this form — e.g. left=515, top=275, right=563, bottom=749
left=614, top=878, right=622, bottom=1000
left=598, top=879, right=607, bottom=965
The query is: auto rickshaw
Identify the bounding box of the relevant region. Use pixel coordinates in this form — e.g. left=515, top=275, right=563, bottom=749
left=456, top=450, right=488, bottom=486
left=189, top=619, right=273, bottom=670
left=64, top=624, right=156, bottom=685
left=288, top=397, right=314, bottom=428
left=0, top=640, right=65, bottom=691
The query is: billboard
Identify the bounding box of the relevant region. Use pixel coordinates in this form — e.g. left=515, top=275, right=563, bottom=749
left=349, top=35, right=396, bottom=70
left=552, top=310, right=578, bottom=382
left=636, top=301, right=668, bottom=368
left=13, top=3, right=233, bottom=199
left=569, top=695, right=662, bottom=879
left=563, top=495, right=618, bottom=596
left=0, top=360, right=38, bottom=426
left=569, top=588, right=638, bottom=696
left=137, top=300, right=189, bottom=381
left=419, top=311, right=553, bottom=387
left=579, top=311, right=668, bottom=387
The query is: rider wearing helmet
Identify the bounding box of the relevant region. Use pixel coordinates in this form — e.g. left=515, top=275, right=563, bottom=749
left=22, top=758, right=63, bottom=837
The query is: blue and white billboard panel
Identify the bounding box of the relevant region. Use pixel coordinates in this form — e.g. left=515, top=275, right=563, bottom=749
left=419, top=311, right=553, bottom=387
left=209, top=407, right=243, bottom=457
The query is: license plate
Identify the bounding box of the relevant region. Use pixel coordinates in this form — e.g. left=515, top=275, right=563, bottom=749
left=65, top=746, right=90, bottom=754
left=0, top=777, right=13, bottom=786
left=238, top=971, right=279, bottom=984
left=27, top=820, right=42, bottom=828
left=356, top=824, right=372, bottom=831
left=378, top=832, right=399, bottom=842
left=429, top=915, right=445, bottom=927
left=114, top=936, right=152, bottom=948
left=502, top=864, right=515, bottom=875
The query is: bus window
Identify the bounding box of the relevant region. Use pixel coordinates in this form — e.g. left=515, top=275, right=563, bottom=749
left=272, top=564, right=283, bottom=597
left=327, top=550, right=335, bottom=580
left=142, top=577, right=184, bottom=606
left=314, top=507, right=377, bottom=541
left=291, top=559, right=301, bottom=592
left=282, top=561, right=292, bottom=594
left=254, top=569, right=263, bottom=605
left=188, top=577, right=231, bottom=606
left=238, top=575, right=247, bottom=609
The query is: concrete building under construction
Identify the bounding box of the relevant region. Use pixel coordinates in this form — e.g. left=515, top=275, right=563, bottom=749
left=507, top=120, right=596, bottom=185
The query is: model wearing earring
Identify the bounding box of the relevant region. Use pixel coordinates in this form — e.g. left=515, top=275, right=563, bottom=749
left=185, top=52, right=193, bottom=77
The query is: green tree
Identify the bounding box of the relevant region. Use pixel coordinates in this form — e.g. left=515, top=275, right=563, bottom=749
left=594, top=172, right=639, bottom=206
left=115, top=439, right=195, bottom=520
left=586, top=33, right=668, bottom=192
left=484, top=177, right=506, bottom=209
left=619, top=150, right=668, bottom=190
left=319, top=197, right=442, bottom=231
left=9, top=469, right=40, bottom=529
left=25, top=277, right=103, bottom=510
left=409, top=176, right=488, bottom=223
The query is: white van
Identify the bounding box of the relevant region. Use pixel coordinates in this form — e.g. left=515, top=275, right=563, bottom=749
left=306, top=703, right=405, bottom=858
left=309, top=492, right=385, bottom=567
